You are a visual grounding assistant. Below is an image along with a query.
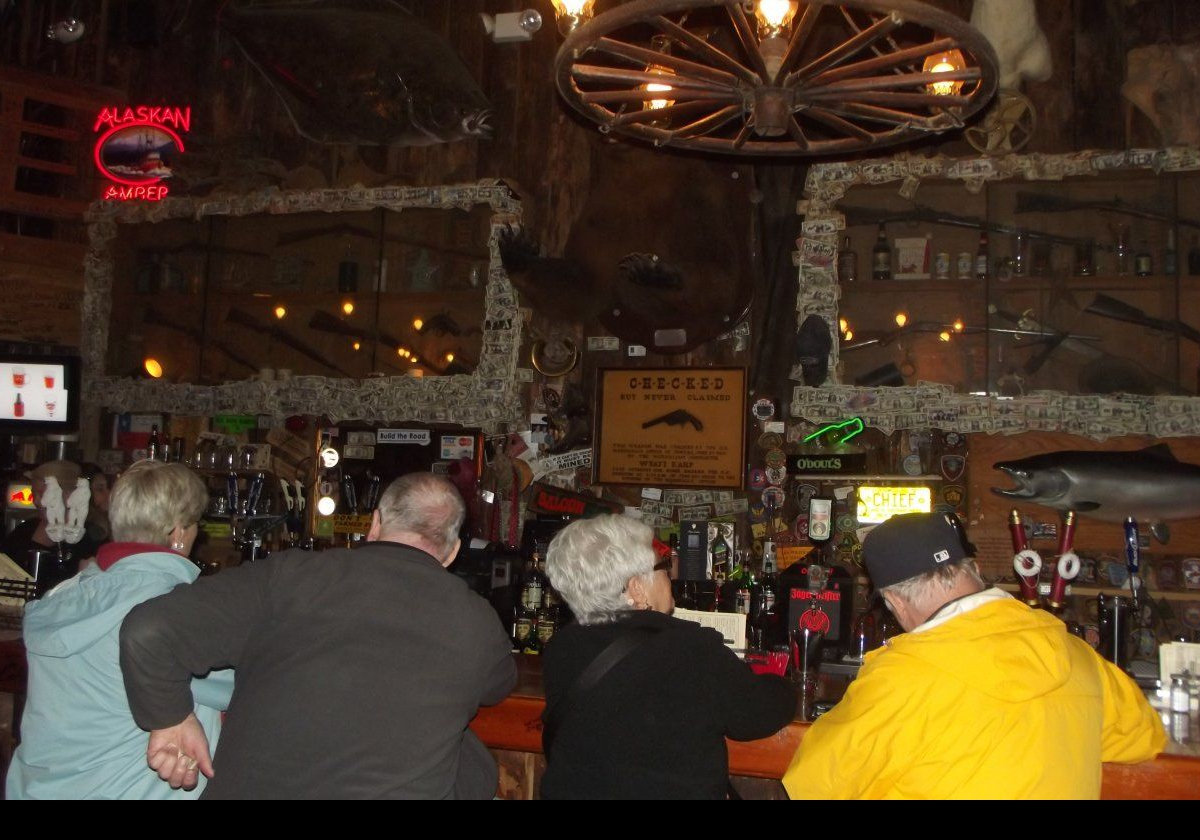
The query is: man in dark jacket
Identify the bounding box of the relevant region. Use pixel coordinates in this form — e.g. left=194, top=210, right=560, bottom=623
left=119, top=472, right=516, bottom=799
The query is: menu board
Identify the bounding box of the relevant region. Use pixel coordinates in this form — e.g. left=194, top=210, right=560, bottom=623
left=0, top=361, right=69, bottom=424
left=595, top=368, right=746, bottom=488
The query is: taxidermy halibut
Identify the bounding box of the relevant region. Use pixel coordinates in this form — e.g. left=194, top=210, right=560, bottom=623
left=220, top=1, right=492, bottom=145
left=992, top=444, right=1200, bottom=540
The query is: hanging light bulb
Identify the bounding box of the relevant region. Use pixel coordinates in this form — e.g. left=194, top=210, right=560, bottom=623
left=550, top=0, right=595, bottom=36
left=754, top=0, right=798, bottom=38
left=640, top=34, right=675, bottom=112
left=894, top=312, right=909, bottom=327
left=342, top=300, right=355, bottom=316
left=352, top=341, right=361, bottom=351
left=411, top=355, right=419, bottom=364
left=939, top=330, right=952, bottom=342
left=923, top=49, right=967, bottom=97
left=274, top=304, right=287, bottom=320
left=445, top=352, right=455, bottom=363
left=412, top=317, right=424, bottom=332
left=953, top=318, right=965, bottom=333
left=144, top=358, right=164, bottom=378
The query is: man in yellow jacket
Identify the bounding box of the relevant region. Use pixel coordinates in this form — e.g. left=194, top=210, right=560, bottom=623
left=783, top=512, right=1165, bottom=799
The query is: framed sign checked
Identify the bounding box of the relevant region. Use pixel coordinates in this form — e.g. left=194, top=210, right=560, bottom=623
left=594, top=367, right=746, bottom=489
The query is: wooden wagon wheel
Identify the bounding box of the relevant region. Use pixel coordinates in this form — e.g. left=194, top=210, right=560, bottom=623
left=965, top=88, right=1036, bottom=154
left=554, top=0, right=998, bottom=156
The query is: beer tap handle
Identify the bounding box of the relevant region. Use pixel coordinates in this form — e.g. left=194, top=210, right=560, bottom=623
left=1009, top=509, right=1042, bottom=607
left=246, top=472, right=265, bottom=517
left=1124, top=517, right=1141, bottom=608
left=1048, top=511, right=1079, bottom=611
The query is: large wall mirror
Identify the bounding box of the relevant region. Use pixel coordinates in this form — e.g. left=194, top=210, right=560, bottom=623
left=80, top=183, right=524, bottom=454
left=794, top=147, right=1200, bottom=440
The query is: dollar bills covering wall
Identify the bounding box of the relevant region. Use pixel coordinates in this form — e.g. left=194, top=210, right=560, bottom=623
left=81, top=182, right=524, bottom=451
left=795, top=147, right=1200, bottom=441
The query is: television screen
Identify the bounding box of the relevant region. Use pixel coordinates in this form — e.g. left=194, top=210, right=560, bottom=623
left=0, top=353, right=81, bottom=433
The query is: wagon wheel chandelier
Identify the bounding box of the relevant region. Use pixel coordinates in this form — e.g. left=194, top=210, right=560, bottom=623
left=551, top=0, right=999, bottom=156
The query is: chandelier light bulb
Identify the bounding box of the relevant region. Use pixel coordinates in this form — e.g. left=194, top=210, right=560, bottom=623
left=550, top=0, right=595, bottom=35
left=754, top=0, right=798, bottom=38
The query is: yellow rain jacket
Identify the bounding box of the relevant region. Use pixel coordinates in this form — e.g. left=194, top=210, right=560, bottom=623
left=783, top=592, right=1166, bottom=799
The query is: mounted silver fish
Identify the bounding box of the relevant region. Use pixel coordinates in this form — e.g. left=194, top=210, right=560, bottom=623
left=992, top=444, right=1200, bottom=543
left=220, top=0, right=493, bottom=146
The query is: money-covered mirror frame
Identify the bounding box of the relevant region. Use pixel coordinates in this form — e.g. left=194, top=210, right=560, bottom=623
left=795, top=147, right=1200, bottom=441
left=80, top=182, right=524, bottom=455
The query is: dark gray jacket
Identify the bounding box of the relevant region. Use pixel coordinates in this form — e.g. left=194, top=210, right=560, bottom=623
left=120, top=541, right=515, bottom=799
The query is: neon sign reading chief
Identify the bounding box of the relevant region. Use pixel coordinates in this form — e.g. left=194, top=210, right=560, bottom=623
left=93, top=106, right=190, bottom=201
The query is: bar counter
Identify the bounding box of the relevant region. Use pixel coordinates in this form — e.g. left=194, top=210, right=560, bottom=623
left=470, top=654, right=1200, bottom=800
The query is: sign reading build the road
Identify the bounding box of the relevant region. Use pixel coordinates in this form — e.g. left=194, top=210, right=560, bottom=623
left=595, top=368, right=746, bottom=488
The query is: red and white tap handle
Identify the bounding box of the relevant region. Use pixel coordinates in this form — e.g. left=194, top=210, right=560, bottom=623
left=1009, top=509, right=1042, bottom=607
left=1048, top=511, right=1079, bottom=610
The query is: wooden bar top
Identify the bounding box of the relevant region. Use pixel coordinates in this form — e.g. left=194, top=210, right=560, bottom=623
left=469, top=654, right=1200, bottom=800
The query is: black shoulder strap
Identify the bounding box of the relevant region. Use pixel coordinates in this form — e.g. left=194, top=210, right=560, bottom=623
left=542, top=625, right=662, bottom=755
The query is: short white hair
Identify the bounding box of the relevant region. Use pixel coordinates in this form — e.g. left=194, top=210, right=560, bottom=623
left=109, top=460, right=208, bottom=545
left=545, top=515, right=656, bottom=625
left=376, top=472, right=465, bottom=555
left=882, top=558, right=984, bottom=607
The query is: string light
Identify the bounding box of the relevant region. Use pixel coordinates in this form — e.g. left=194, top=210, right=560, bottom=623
left=352, top=341, right=361, bottom=351
left=342, top=301, right=355, bottom=316
left=144, top=358, right=163, bottom=378
left=412, top=317, right=424, bottom=331
left=838, top=317, right=849, bottom=334
left=894, top=312, right=908, bottom=327
left=843, top=329, right=854, bottom=342
left=445, top=352, right=455, bottom=363
left=274, top=305, right=287, bottom=320
left=953, top=318, right=965, bottom=332
left=939, top=330, right=952, bottom=342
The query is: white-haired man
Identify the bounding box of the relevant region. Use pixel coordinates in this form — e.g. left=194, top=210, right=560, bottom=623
left=120, top=472, right=515, bottom=799
left=783, top=512, right=1165, bottom=799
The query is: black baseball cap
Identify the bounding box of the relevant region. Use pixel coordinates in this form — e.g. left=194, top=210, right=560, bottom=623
left=862, top=512, right=974, bottom=590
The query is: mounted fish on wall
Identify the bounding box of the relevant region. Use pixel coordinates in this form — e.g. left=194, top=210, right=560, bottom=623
left=992, top=445, right=1200, bottom=543
left=219, top=0, right=493, bottom=146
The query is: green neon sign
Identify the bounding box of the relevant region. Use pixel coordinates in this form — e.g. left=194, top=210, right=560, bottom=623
left=803, top=417, right=864, bottom=445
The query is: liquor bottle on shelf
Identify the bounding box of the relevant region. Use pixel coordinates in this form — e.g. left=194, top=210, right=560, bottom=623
left=748, top=540, right=781, bottom=651
left=723, top=550, right=753, bottom=614
left=837, top=235, right=857, bottom=283
left=974, top=231, right=989, bottom=281
left=1012, top=230, right=1027, bottom=277
left=148, top=424, right=161, bottom=461
left=1135, top=241, right=1153, bottom=277
left=1163, top=229, right=1178, bottom=276
left=871, top=223, right=891, bottom=281
left=710, top=529, right=730, bottom=590
left=521, top=554, right=546, bottom=612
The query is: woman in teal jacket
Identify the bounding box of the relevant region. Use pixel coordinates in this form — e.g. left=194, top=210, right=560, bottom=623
left=7, top=459, right=232, bottom=799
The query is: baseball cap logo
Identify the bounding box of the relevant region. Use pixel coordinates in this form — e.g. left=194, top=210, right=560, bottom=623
left=933, top=549, right=950, bottom=563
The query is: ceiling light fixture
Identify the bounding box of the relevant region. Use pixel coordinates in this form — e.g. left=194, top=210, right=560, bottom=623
left=552, top=0, right=997, bottom=156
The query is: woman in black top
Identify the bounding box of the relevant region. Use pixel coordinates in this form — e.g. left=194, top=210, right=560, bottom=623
left=540, top=515, right=796, bottom=799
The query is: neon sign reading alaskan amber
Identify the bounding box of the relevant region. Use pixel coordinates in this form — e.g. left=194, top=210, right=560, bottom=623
left=856, top=485, right=932, bottom=525
left=93, top=106, right=190, bottom=201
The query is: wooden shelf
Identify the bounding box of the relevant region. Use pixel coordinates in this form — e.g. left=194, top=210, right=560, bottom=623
left=996, top=582, right=1199, bottom=602
left=842, top=279, right=982, bottom=293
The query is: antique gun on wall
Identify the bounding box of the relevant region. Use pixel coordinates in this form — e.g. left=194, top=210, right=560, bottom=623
left=838, top=205, right=1103, bottom=250
left=1014, top=192, right=1200, bottom=230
